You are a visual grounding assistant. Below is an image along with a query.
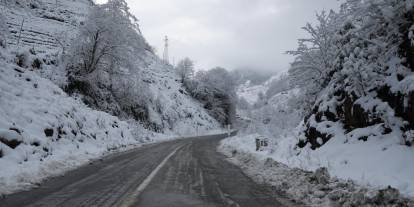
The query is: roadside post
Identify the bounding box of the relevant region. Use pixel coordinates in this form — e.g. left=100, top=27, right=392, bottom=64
left=255, top=136, right=269, bottom=151
left=227, top=124, right=231, bottom=137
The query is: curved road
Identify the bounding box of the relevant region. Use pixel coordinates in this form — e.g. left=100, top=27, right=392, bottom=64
left=0, top=133, right=300, bottom=207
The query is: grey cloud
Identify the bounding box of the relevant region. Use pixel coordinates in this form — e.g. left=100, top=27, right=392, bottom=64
left=125, top=0, right=341, bottom=72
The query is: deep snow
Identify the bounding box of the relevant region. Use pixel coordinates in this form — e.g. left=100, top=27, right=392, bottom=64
left=219, top=134, right=414, bottom=206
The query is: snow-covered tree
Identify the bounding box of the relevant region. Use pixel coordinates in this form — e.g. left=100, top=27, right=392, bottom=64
left=175, top=57, right=194, bottom=83
left=197, top=67, right=236, bottom=94
left=64, top=0, right=154, bottom=125
left=66, top=0, right=147, bottom=77
left=287, top=10, right=340, bottom=112
left=290, top=0, right=414, bottom=149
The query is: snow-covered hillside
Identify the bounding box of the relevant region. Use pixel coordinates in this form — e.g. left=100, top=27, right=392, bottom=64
left=0, top=0, right=222, bottom=196
left=237, top=81, right=269, bottom=105
left=2, top=0, right=220, bottom=135
left=0, top=46, right=165, bottom=195
left=141, top=57, right=220, bottom=135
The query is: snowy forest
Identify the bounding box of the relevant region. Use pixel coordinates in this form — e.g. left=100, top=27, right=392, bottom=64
left=1, top=0, right=414, bottom=207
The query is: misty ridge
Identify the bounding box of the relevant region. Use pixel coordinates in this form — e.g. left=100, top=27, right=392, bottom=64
left=0, top=0, right=414, bottom=207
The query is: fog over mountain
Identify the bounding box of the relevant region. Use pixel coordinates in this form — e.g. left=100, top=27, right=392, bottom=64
left=97, top=0, right=341, bottom=71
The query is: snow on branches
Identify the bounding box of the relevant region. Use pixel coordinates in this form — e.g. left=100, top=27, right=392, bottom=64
left=289, top=0, right=414, bottom=149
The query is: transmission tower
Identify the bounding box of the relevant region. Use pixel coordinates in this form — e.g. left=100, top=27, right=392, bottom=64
left=162, top=35, right=169, bottom=64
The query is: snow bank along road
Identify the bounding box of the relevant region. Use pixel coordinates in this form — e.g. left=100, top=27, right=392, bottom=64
left=0, top=133, right=299, bottom=207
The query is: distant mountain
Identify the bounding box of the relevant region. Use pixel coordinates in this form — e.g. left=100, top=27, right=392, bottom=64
left=236, top=73, right=282, bottom=105
left=230, top=68, right=277, bottom=86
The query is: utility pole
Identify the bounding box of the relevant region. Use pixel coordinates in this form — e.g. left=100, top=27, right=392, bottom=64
left=162, top=35, right=169, bottom=64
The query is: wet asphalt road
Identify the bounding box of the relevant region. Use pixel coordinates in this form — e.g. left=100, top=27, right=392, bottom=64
left=0, top=133, right=299, bottom=207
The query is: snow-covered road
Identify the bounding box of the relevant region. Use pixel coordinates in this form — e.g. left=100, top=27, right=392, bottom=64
left=0, top=133, right=299, bottom=207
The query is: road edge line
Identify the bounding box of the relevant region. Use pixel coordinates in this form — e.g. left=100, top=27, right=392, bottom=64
left=119, top=145, right=183, bottom=207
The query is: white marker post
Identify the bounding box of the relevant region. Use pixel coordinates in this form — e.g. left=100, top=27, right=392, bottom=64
left=227, top=124, right=231, bottom=137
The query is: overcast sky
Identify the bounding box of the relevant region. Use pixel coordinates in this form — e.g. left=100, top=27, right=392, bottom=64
left=97, top=0, right=341, bottom=72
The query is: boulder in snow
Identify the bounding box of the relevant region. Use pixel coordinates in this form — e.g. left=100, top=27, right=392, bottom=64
left=0, top=129, right=23, bottom=149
